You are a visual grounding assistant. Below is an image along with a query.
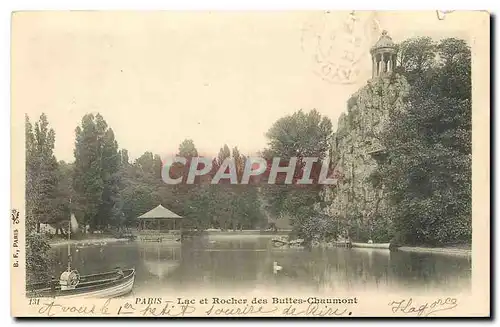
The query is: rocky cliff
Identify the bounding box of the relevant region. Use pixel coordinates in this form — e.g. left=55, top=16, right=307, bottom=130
left=322, top=74, right=410, bottom=242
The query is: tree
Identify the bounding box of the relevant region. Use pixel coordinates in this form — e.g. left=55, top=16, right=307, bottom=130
left=178, top=139, right=198, bottom=158
left=232, top=186, right=265, bottom=230
left=97, top=128, right=122, bottom=230
left=73, top=114, right=103, bottom=231
left=25, top=115, right=36, bottom=232
left=378, top=37, right=471, bottom=246
left=232, top=147, right=245, bottom=182
left=118, top=149, right=175, bottom=226
left=435, top=38, right=471, bottom=101
left=183, top=185, right=214, bottom=230
left=210, top=145, right=233, bottom=229
left=73, top=113, right=122, bottom=232
left=264, top=109, right=332, bottom=160
left=217, top=145, right=231, bottom=166
left=135, top=151, right=156, bottom=175
left=26, top=233, right=53, bottom=285
left=25, top=114, right=58, bottom=284
left=25, top=114, right=59, bottom=233
left=396, top=37, right=436, bottom=78
left=121, top=182, right=161, bottom=226
left=120, top=149, right=130, bottom=166
left=52, top=161, right=75, bottom=235
left=261, top=109, right=333, bottom=239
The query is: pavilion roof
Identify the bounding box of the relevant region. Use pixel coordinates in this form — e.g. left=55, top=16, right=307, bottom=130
left=137, top=205, right=183, bottom=219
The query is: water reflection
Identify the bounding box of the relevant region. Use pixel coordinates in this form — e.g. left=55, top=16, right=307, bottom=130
left=50, top=237, right=471, bottom=295
left=140, top=244, right=181, bottom=279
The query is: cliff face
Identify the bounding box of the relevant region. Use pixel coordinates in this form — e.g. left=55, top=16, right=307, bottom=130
left=323, top=74, right=409, bottom=242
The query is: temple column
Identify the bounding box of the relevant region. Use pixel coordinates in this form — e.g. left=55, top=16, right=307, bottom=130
left=372, top=57, right=376, bottom=78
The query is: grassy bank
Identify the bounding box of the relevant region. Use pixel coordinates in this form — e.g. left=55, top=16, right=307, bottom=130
left=204, top=229, right=291, bottom=240
left=396, top=245, right=471, bottom=256
left=48, top=233, right=130, bottom=247
left=204, top=229, right=291, bottom=234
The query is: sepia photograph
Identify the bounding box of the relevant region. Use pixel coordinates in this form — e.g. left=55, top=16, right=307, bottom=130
left=10, top=10, right=490, bottom=317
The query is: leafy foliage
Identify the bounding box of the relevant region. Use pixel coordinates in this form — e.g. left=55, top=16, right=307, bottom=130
left=73, top=114, right=122, bottom=232
left=25, top=114, right=59, bottom=232
left=25, top=114, right=58, bottom=283
left=264, top=109, right=332, bottom=159
left=378, top=37, right=471, bottom=246
left=26, top=233, right=53, bottom=284
left=292, top=212, right=339, bottom=244
left=115, top=140, right=266, bottom=231
left=261, top=109, right=333, bottom=241
left=182, top=144, right=267, bottom=230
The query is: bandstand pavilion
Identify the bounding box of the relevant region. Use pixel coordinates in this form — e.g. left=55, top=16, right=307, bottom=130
left=137, top=204, right=183, bottom=232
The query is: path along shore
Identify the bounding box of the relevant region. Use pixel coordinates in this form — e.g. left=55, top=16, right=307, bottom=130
left=396, top=246, right=471, bottom=256
left=49, top=237, right=130, bottom=247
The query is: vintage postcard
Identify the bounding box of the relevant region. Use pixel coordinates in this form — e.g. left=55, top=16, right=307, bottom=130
left=11, top=10, right=490, bottom=317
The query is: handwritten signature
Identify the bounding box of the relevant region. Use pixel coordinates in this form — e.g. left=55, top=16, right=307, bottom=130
left=388, top=297, right=458, bottom=317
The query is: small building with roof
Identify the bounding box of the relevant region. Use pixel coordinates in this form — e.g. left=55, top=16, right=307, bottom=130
left=137, top=204, right=183, bottom=234
left=370, top=30, right=397, bottom=78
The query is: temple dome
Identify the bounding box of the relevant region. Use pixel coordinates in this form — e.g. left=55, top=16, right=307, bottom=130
left=371, top=30, right=396, bottom=53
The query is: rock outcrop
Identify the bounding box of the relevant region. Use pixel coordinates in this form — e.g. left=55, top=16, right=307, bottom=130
left=322, top=74, right=409, bottom=242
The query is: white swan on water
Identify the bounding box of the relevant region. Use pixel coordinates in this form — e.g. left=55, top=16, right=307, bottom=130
left=273, top=261, right=282, bottom=274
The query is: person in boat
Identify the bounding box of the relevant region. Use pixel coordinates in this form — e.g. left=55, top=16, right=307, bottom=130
left=50, top=276, right=57, bottom=295
left=114, top=268, right=124, bottom=279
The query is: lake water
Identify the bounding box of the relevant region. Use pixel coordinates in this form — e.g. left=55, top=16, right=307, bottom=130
left=50, top=236, right=471, bottom=296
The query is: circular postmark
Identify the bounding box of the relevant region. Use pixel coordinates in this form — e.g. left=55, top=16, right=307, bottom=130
left=301, top=11, right=381, bottom=85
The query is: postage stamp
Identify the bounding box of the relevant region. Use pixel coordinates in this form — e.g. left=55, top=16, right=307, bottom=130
left=301, top=11, right=381, bottom=84
left=10, top=11, right=490, bottom=318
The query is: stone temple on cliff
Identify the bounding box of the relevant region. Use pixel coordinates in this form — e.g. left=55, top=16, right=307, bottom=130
left=324, top=30, right=409, bottom=241
left=370, top=30, right=397, bottom=79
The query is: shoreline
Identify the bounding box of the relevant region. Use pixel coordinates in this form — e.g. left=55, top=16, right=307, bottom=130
left=203, top=232, right=472, bottom=257
left=47, top=232, right=472, bottom=257
left=396, top=246, right=471, bottom=256
left=49, top=237, right=130, bottom=247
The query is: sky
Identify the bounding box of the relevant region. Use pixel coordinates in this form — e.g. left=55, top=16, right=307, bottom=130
left=12, top=11, right=473, bottom=162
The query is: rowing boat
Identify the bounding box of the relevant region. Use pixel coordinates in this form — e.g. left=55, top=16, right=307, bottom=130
left=27, top=268, right=135, bottom=299
left=26, top=199, right=136, bottom=299
left=351, top=242, right=391, bottom=249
